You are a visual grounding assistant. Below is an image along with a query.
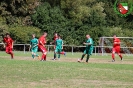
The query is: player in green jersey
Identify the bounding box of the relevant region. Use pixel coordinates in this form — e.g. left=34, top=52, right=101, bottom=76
left=78, top=34, right=93, bottom=63
left=53, top=35, right=63, bottom=60
left=29, top=34, right=40, bottom=59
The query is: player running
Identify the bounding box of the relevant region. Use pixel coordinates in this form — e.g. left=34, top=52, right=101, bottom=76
left=112, top=35, right=123, bottom=62
left=38, top=32, right=47, bottom=61
left=52, top=32, right=66, bottom=56
left=29, top=34, right=40, bottom=59
left=53, top=35, right=63, bottom=60
left=78, top=34, right=93, bottom=63
left=3, top=33, right=14, bottom=59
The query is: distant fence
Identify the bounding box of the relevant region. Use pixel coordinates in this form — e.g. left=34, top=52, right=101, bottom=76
left=0, top=43, right=133, bottom=56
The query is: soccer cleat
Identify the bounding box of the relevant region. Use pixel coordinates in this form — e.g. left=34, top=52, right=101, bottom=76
left=112, top=59, right=115, bottom=62
left=52, top=58, right=56, bottom=60
left=121, top=58, right=123, bottom=61
left=78, top=59, right=81, bottom=62
left=40, top=59, right=44, bottom=61
left=64, top=52, right=66, bottom=56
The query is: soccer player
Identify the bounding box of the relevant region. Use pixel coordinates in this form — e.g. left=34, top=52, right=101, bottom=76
left=53, top=35, right=63, bottom=60
left=38, top=32, right=47, bottom=61
left=29, top=34, right=40, bottom=59
left=78, top=34, right=93, bottom=63
left=3, top=33, right=14, bottom=59
left=112, top=35, right=123, bottom=62
left=52, top=32, right=66, bottom=56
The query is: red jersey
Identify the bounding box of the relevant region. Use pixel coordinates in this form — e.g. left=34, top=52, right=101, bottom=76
left=113, top=38, right=120, bottom=48
left=38, top=35, right=46, bottom=46
left=3, top=37, right=13, bottom=47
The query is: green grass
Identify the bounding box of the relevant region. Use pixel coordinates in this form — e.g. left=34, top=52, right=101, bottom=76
left=0, top=51, right=133, bottom=88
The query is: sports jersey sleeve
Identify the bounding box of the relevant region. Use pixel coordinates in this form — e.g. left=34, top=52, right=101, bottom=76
left=89, top=38, right=93, bottom=45
left=3, top=38, right=6, bottom=43
left=39, top=36, right=43, bottom=44
left=35, top=39, right=38, bottom=44
left=9, top=38, right=13, bottom=46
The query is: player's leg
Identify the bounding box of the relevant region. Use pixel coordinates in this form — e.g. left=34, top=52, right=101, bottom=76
left=86, top=48, right=93, bottom=63
left=42, top=47, right=47, bottom=61
left=58, top=49, right=62, bottom=59
left=116, top=48, right=123, bottom=61
left=5, top=46, right=9, bottom=54
left=34, top=47, right=40, bottom=59
left=9, top=47, right=14, bottom=59
left=112, top=48, right=116, bottom=62
left=54, top=48, right=58, bottom=60
left=6, top=46, right=14, bottom=59
left=78, top=49, right=86, bottom=62
left=60, top=51, right=66, bottom=56
left=86, top=54, right=90, bottom=63
left=31, top=49, right=35, bottom=59
left=39, top=46, right=47, bottom=61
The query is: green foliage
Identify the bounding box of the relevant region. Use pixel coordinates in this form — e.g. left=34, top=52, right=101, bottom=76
left=31, top=2, right=71, bottom=44
left=0, top=16, right=9, bottom=42
left=8, top=25, right=41, bottom=43
left=0, top=0, right=40, bottom=25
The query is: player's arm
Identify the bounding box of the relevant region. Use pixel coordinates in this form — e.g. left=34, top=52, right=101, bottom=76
left=62, top=40, right=63, bottom=49
left=39, top=40, right=45, bottom=47
left=33, top=39, right=38, bottom=48
left=54, top=40, right=56, bottom=49
left=12, top=41, right=14, bottom=49
left=10, top=38, right=14, bottom=49
left=83, top=40, right=92, bottom=45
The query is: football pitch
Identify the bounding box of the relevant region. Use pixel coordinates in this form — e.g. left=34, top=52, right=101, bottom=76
left=0, top=51, right=133, bottom=88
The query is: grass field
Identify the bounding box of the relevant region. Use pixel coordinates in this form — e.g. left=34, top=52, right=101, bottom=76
left=0, top=51, right=133, bottom=88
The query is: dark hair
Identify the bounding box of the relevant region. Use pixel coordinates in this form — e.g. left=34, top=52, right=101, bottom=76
left=58, top=35, right=61, bottom=38
left=6, top=33, right=9, bottom=36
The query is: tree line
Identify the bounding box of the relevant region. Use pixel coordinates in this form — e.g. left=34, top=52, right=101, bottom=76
left=0, top=0, right=133, bottom=45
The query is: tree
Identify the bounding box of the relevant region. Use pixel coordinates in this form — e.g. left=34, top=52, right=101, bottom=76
left=9, top=25, right=41, bottom=43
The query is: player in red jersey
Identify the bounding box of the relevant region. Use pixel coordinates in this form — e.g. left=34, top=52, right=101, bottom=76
left=112, top=35, right=123, bottom=62
left=3, top=33, right=14, bottom=59
left=38, top=32, right=47, bottom=61
left=52, top=32, right=66, bottom=56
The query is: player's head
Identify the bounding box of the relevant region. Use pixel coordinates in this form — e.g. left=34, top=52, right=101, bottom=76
left=6, top=33, right=10, bottom=38
left=32, top=34, right=35, bottom=38
left=86, top=34, right=90, bottom=39
left=58, top=35, right=61, bottom=39
left=113, top=35, right=116, bottom=39
left=43, top=32, right=47, bottom=37
left=54, top=32, right=58, bottom=37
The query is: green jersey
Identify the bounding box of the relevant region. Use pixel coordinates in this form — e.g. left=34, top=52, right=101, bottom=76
left=55, top=39, right=63, bottom=49
left=83, top=38, right=93, bottom=55
left=30, top=38, right=38, bottom=49
left=86, top=38, right=93, bottom=49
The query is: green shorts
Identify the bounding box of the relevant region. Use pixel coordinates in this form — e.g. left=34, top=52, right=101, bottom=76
left=83, top=48, right=93, bottom=55
left=31, top=47, right=38, bottom=53
left=55, top=48, right=62, bottom=53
